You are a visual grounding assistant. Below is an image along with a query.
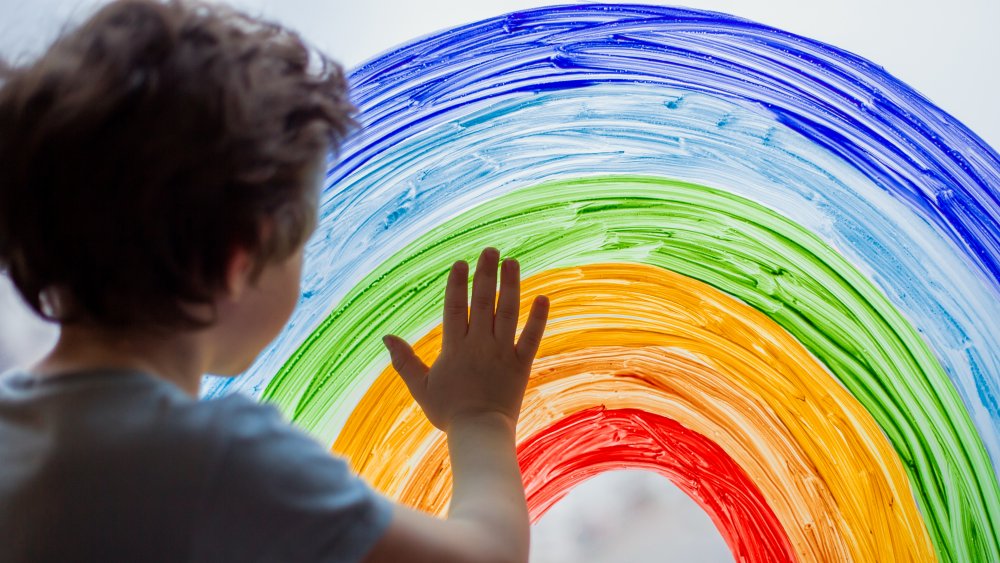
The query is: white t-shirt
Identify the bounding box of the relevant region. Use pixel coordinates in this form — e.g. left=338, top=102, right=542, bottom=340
left=0, top=369, right=393, bottom=562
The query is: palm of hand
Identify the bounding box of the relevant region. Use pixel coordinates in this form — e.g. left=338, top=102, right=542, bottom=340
left=382, top=248, right=549, bottom=432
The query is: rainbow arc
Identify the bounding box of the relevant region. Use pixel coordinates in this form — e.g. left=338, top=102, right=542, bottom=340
left=206, top=6, right=1000, bottom=561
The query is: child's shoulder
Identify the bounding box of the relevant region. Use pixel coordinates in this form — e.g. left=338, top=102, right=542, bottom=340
left=0, top=369, right=248, bottom=468
left=0, top=368, right=291, bottom=458
left=0, top=369, right=391, bottom=561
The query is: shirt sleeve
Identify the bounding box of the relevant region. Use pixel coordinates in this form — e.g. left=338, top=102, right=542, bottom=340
left=194, top=395, right=394, bottom=563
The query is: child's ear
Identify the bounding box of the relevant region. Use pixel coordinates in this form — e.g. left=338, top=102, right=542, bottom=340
left=224, top=246, right=254, bottom=301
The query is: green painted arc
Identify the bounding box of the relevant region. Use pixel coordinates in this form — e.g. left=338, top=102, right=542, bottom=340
left=262, top=175, right=999, bottom=562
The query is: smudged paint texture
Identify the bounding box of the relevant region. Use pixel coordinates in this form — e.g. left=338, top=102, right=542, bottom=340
left=202, top=5, right=1000, bottom=562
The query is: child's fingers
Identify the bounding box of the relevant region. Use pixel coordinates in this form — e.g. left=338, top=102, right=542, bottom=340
left=383, top=335, right=429, bottom=395
left=493, top=259, right=520, bottom=343
left=442, top=260, right=469, bottom=346
left=515, top=295, right=550, bottom=362
left=468, top=247, right=500, bottom=335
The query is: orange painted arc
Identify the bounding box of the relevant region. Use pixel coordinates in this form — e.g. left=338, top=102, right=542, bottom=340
left=333, top=262, right=935, bottom=562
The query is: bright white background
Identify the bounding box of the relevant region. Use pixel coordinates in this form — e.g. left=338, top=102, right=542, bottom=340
left=1, top=1, right=997, bottom=560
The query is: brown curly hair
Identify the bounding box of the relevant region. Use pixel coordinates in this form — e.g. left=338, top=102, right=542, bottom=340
left=0, top=0, right=354, bottom=330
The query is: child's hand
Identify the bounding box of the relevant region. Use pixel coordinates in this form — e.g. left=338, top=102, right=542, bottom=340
left=382, top=247, right=549, bottom=432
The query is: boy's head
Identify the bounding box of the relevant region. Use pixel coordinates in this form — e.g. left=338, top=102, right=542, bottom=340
left=0, top=0, right=353, bottom=350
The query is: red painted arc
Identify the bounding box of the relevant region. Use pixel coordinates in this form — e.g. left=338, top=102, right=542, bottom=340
left=518, top=407, right=797, bottom=563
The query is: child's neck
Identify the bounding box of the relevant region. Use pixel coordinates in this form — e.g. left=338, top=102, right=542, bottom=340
left=31, top=325, right=208, bottom=398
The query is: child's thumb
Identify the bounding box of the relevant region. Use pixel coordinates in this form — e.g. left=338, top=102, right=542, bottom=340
left=382, top=335, right=428, bottom=389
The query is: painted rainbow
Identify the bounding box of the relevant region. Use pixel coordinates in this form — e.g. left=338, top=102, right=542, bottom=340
left=205, top=5, right=1000, bottom=561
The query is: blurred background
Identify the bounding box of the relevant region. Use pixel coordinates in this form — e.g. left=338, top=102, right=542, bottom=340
left=1, top=0, right=996, bottom=560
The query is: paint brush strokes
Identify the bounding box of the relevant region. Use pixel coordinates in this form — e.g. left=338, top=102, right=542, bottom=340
left=269, top=176, right=990, bottom=560
left=519, top=407, right=797, bottom=563
left=336, top=261, right=935, bottom=561
left=201, top=5, right=1000, bottom=563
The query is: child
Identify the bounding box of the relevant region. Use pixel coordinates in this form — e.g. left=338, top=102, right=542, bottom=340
left=0, top=1, right=550, bottom=561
